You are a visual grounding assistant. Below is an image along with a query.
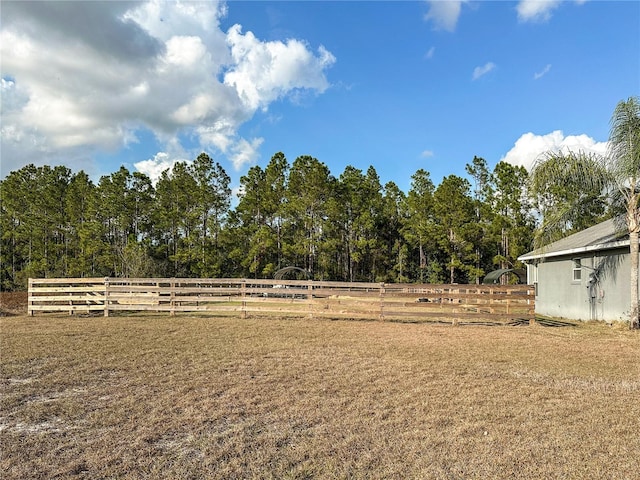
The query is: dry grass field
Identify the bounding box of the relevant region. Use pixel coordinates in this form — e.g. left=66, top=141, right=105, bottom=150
left=1, top=311, right=639, bottom=479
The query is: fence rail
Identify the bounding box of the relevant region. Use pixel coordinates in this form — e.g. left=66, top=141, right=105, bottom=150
left=28, top=277, right=535, bottom=325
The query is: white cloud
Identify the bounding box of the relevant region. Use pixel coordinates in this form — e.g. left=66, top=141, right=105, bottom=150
left=229, top=137, right=264, bottom=170
left=501, top=130, right=608, bottom=171
left=134, top=152, right=185, bottom=185
left=196, top=121, right=237, bottom=153
left=472, top=62, right=496, bottom=80
left=164, top=35, right=208, bottom=67
left=534, top=64, right=552, bottom=80
left=424, top=1, right=466, bottom=32
left=224, top=25, right=335, bottom=111
left=0, top=1, right=334, bottom=176
left=517, top=0, right=563, bottom=23
left=421, top=150, right=434, bottom=158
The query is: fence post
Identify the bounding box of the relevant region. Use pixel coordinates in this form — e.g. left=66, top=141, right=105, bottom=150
left=451, top=286, right=458, bottom=326
left=28, top=278, right=34, bottom=316
left=529, top=286, right=536, bottom=326
left=104, top=277, right=110, bottom=317
left=68, top=291, right=73, bottom=315
left=241, top=279, right=247, bottom=319
left=489, top=287, right=494, bottom=315
left=379, top=283, right=385, bottom=321
left=308, top=281, right=314, bottom=319
left=170, top=278, right=176, bottom=317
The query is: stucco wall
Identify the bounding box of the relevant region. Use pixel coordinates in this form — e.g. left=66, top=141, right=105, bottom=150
left=533, top=248, right=634, bottom=322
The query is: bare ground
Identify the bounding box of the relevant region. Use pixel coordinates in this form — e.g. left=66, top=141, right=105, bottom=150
left=1, top=308, right=639, bottom=479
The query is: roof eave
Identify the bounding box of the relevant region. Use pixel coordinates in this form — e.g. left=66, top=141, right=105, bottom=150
left=518, top=239, right=630, bottom=262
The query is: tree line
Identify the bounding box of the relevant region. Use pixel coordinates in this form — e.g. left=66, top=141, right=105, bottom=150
left=2, top=96, right=635, bottom=326
left=1, top=152, right=543, bottom=291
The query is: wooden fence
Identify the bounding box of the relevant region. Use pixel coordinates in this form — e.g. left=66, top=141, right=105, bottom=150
left=28, top=278, right=535, bottom=325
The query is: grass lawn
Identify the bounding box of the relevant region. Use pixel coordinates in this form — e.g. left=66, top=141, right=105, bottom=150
left=1, top=314, right=639, bottom=479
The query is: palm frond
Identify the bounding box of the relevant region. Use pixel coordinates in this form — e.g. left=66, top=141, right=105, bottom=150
left=607, top=96, right=640, bottom=189
left=529, top=150, right=611, bottom=247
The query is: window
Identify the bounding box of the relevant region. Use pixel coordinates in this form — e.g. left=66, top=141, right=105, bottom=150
left=572, top=259, right=582, bottom=282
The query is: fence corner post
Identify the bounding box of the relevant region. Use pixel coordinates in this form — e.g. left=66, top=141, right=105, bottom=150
left=28, top=278, right=34, bottom=316
left=104, top=277, right=110, bottom=317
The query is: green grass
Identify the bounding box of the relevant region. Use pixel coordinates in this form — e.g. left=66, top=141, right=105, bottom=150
left=1, top=315, right=639, bottom=479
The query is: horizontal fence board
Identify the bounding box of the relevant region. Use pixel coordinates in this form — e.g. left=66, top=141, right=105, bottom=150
left=27, top=304, right=107, bottom=312
left=383, top=310, right=534, bottom=319
left=107, top=285, right=172, bottom=292
left=243, top=297, right=307, bottom=305
left=27, top=295, right=106, bottom=303
left=384, top=293, right=533, bottom=301
left=29, top=286, right=106, bottom=293
left=106, top=293, right=162, bottom=299
left=27, top=277, right=534, bottom=323
left=310, top=290, right=379, bottom=299
left=168, top=287, right=241, bottom=295
left=107, top=304, right=243, bottom=312
left=29, top=278, right=106, bottom=285
left=171, top=295, right=238, bottom=302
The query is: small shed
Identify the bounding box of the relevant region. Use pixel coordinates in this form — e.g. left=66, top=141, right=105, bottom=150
left=482, top=268, right=526, bottom=285
left=518, top=217, right=638, bottom=322
left=273, top=267, right=312, bottom=280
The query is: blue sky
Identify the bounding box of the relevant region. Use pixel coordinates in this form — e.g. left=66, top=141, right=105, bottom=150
left=1, top=1, right=639, bottom=194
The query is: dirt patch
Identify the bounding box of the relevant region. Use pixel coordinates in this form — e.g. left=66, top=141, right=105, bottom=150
left=0, top=292, right=28, bottom=316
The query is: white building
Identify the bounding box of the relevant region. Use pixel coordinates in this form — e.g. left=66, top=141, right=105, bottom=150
left=518, top=218, right=638, bottom=323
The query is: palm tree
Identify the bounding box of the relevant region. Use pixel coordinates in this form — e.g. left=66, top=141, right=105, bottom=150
left=608, top=97, right=640, bottom=329
left=530, top=96, right=640, bottom=329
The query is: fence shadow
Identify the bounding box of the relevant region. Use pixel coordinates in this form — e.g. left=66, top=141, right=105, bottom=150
left=526, top=316, right=578, bottom=327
